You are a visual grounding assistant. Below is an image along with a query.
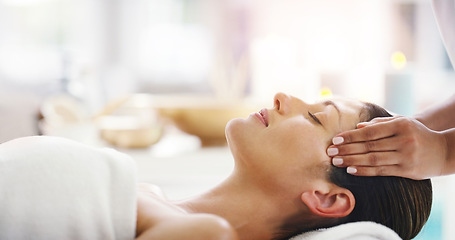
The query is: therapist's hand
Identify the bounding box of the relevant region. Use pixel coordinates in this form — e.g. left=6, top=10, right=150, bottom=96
left=327, top=116, right=448, bottom=180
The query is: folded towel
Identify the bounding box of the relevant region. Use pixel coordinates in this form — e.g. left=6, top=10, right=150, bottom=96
left=289, top=221, right=402, bottom=240
left=0, top=136, right=137, bottom=240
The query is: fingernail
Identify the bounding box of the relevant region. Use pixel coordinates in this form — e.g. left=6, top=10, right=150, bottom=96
left=332, top=137, right=344, bottom=145
left=347, top=167, right=357, bottom=174
left=327, top=147, right=339, bottom=156
left=332, top=157, right=343, bottom=166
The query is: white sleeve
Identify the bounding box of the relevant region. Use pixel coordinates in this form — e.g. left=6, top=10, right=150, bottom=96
left=432, top=0, right=455, bottom=67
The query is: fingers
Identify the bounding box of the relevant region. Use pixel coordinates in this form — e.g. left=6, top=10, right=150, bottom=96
left=332, top=117, right=400, bottom=144
left=328, top=116, right=436, bottom=180
left=328, top=135, right=408, bottom=178
left=331, top=151, right=398, bottom=167
left=344, top=165, right=424, bottom=180
left=342, top=165, right=405, bottom=178
left=330, top=150, right=423, bottom=180
left=328, top=137, right=399, bottom=157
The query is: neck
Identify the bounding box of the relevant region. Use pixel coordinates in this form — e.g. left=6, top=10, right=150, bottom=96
left=175, top=171, right=298, bottom=240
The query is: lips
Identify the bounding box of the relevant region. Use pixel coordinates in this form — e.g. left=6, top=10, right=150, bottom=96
left=257, top=108, right=269, bottom=127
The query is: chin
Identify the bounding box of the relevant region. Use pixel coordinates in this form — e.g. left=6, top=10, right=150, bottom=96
left=225, top=118, right=242, bottom=145
left=225, top=117, right=253, bottom=156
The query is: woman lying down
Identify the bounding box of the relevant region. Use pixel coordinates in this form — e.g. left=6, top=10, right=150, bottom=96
left=0, top=93, right=431, bottom=240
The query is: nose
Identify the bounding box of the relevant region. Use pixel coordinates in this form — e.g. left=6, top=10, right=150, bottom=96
left=273, top=92, right=292, bottom=114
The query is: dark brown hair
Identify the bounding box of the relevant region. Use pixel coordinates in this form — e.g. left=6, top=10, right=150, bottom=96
left=274, top=103, right=432, bottom=240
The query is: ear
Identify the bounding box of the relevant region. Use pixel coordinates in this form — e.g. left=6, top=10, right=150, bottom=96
left=300, top=186, right=355, bottom=218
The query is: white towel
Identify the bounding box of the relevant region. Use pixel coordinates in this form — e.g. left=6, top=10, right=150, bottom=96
left=289, top=221, right=402, bottom=240
left=0, top=136, right=137, bottom=240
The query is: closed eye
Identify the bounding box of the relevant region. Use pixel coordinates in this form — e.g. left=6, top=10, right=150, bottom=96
left=308, top=111, right=322, bottom=126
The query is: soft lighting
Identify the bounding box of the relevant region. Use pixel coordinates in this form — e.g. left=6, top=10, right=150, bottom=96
left=391, top=51, right=407, bottom=70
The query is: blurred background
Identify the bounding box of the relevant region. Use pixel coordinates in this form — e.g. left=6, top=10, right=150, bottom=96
left=0, top=0, right=453, bottom=239
left=0, top=0, right=453, bottom=141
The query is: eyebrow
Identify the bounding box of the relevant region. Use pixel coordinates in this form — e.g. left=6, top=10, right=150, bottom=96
left=322, top=100, right=341, bottom=120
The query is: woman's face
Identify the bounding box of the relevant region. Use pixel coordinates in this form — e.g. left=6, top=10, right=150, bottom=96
left=225, top=93, right=365, bottom=188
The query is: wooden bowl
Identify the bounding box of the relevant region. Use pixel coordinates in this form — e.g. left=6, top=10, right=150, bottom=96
left=155, top=95, right=258, bottom=146
left=96, top=95, right=163, bottom=148
left=98, top=115, right=163, bottom=148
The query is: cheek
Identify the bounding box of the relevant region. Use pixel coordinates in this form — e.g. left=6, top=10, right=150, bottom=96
left=280, top=121, right=320, bottom=143
left=226, top=118, right=331, bottom=167
left=280, top=132, right=321, bottom=160
left=270, top=124, right=326, bottom=159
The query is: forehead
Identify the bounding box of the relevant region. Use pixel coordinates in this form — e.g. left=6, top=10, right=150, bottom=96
left=331, top=97, right=364, bottom=114
left=319, top=97, right=365, bottom=132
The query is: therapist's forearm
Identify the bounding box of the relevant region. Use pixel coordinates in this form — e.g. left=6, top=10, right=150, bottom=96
left=442, top=128, right=455, bottom=176
left=414, top=93, right=455, bottom=131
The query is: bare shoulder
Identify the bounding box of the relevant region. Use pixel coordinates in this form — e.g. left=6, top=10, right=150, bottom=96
left=135, top=183, right=238, bottom=240
left=136, top=213, right=238, bottom=240
left=185, top=214, right=239, bottom=240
